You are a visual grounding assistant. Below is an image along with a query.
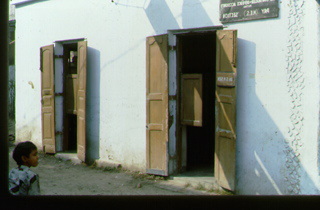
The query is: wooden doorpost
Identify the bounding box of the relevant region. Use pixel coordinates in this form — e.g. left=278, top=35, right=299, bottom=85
left=77, top=41, right=87, bottom=162
left=215, top=30, right=238, bottom=191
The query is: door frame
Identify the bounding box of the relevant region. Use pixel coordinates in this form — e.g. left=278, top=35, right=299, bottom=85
left=41, top=38, right=87, bottom=162
left=53, top=38, right=86, bottom=152
left=167, top=26, right=224, bottom=175
left=146, top=26, right=238, bottom=192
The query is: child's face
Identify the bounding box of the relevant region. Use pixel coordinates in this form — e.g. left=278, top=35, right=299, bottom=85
left=22, top=149, right=39, bottom=167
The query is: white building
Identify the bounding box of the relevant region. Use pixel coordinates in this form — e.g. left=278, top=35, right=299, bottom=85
left=12, top=0, right=320, bottom=195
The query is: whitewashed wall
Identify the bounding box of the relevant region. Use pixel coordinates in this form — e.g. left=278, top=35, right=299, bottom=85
left=233, top=0, right=320, bottom=195
left=13, top=0, right=320, bottom=194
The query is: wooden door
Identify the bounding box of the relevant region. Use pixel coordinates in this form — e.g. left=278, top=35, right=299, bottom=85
left=215, top=30, right=237, bottom=191
left=181, top=74, right=203, bottom=127
left=146, top=34, right=169, bottom=176
left=40, top=45, right=56, bottom=153
left=77, top=41, right=87, bottom=162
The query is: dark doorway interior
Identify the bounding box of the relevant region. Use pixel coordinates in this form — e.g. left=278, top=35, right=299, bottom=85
left=63, top=43, right=78, bottom=152
left=66, top=114, right=77, bottom=151
left=178, top=32, right=216, bottom=173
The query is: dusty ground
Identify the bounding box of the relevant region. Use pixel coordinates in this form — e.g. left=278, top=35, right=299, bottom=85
left=8, top=143, right=217, bottom=196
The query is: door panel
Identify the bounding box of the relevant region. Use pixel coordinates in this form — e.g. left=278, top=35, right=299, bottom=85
left=181, top=74, right=203, bottom=127
left=41, top=45, right=56, bottom=153
left=77, top=41, right=87, bottom=162
left=65, top=74, right=78, bottom=114
left=215, top=30, right=237, bottom=191
left=146, top=35, right=169, bottom=176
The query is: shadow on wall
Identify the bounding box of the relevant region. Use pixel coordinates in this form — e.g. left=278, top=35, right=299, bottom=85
left=86, top=47, right=101, bottom=165
left=145, top=0, right=214, bottom=33
left=236, top=39, right=319, bottom=195
left=144, top=0, right=180, bottom=34
left=106, top=0, right=215, bottom=71
left=181, top=0, right=213, bottom=28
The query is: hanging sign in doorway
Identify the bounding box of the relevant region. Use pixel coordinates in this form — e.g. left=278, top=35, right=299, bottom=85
left=220, top=0, right=279, bottom=23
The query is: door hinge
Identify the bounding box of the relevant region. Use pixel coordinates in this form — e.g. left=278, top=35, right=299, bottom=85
left=169, top=45, right=176, bottom=51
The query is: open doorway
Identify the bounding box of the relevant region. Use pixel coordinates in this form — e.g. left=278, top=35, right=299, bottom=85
left=177, top=32, right=216, bottom=176
left=41, top=40, right=87, bottom=161
left=63, top=43, right=78, bottom=152
left=147, top=29, right=237, bottom=190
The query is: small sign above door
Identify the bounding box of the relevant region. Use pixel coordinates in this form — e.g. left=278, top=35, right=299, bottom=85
left=220, top=0, right=279, bottom=23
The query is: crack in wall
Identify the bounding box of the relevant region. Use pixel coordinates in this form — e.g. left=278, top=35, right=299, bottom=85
left=285, top=0, right=305, bottom=195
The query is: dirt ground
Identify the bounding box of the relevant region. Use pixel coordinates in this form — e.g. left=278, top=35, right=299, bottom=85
left=8, top=142, right=217, bottom=196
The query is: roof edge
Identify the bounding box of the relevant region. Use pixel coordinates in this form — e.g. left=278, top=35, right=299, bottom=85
left=11, top=0, right=36, bottom=6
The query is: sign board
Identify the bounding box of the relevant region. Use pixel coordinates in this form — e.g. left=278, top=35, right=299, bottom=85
left=220, top=0, right=279, bottom=23
left=217, top=72, right=236, bottom=87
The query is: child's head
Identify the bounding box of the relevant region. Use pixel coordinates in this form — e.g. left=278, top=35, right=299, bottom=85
left=12, top=141, right=39, bottom=167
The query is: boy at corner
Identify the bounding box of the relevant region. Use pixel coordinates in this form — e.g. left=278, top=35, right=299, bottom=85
left=9, top=141, right=40, bottom=195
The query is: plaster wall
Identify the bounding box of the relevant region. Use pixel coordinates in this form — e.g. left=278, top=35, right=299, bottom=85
left=229, top=0, right=320, bottom=195
left=13, top=0, right=320, bottom=194
left=298, top=0, right=320, bottom=194
left=229, top=7, right=290, bottom=194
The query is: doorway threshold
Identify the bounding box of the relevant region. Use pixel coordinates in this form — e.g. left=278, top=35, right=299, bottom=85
left=167, top=167, right=220, bottom=192
left=167, top=174, right=219, bottom=193
left=55, top=152, right=82, bottom=165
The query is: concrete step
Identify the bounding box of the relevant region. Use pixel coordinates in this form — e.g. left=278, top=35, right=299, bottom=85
left=55, top=153, right=82, bottom=165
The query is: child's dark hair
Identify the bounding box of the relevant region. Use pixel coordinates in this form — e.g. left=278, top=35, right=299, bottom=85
left=12, top=141, right=37, bottom=166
